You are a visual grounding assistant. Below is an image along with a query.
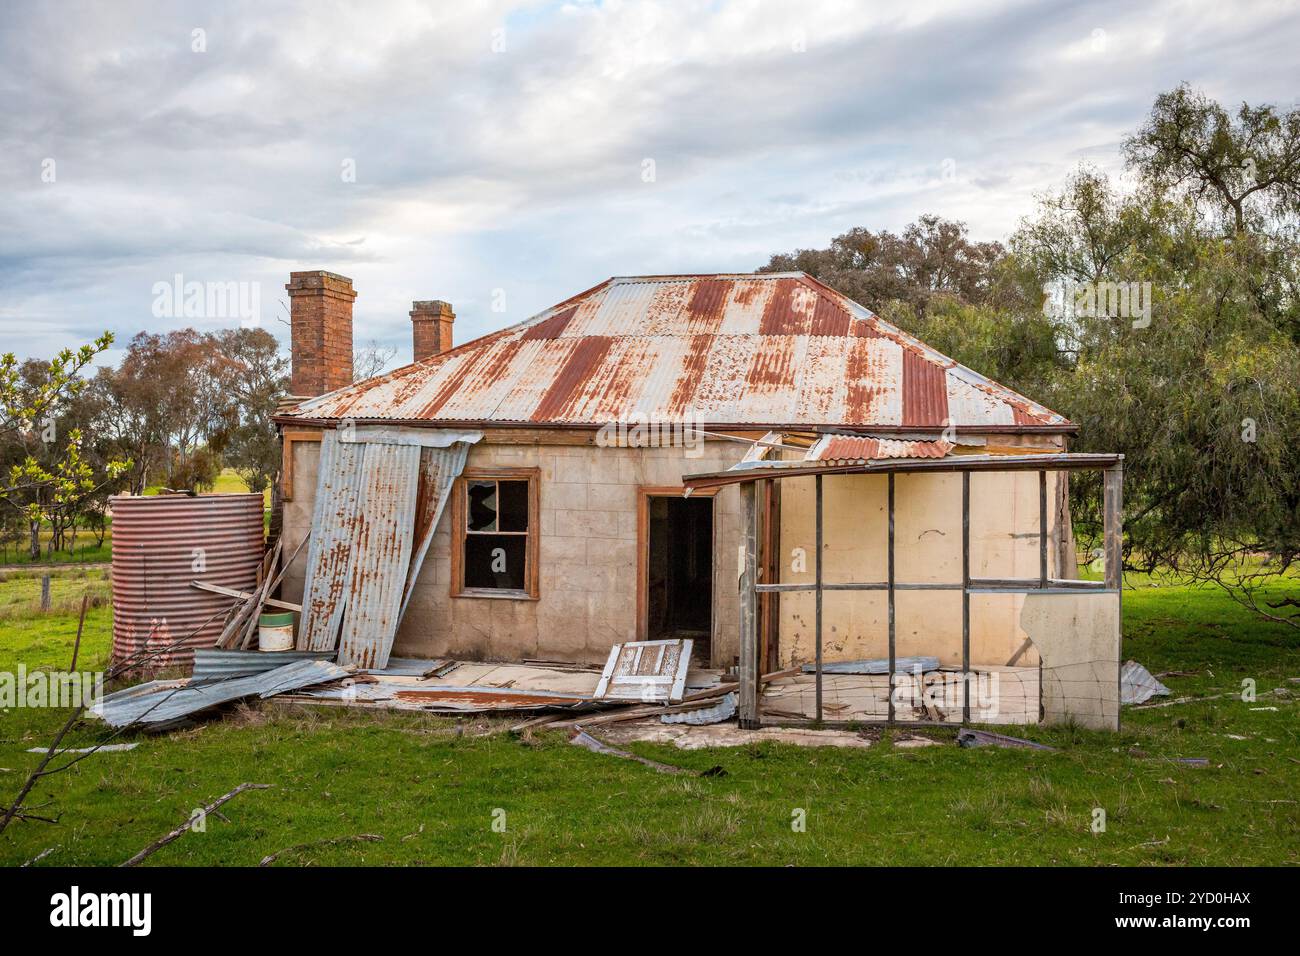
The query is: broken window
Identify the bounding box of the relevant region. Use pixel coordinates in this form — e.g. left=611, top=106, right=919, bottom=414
left=454, top=470, right=538, bottom=597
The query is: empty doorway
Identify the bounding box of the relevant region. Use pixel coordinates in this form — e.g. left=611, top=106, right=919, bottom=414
left=641, top=491, right=714, bottom=661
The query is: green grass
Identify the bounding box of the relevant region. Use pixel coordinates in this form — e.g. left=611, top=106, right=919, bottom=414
left=0, top=534, right=111, bottom=567
left=0, top=569, right=1297, bottom=866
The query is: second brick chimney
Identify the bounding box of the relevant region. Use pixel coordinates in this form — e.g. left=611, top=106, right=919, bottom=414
left=410, top=300, right=454, bottom=362
left=286, top=271, right=356, bottom=397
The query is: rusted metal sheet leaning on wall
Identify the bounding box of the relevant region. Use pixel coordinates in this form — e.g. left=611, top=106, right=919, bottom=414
left=297, top=432, right=367, bottom=651
left=297, top=427, right=478, bottom=667
left=335, top=441, right=421, bottom=670
left=400, top=438, right=476, bottom=619
left=594, top=639, right=694, bottom=703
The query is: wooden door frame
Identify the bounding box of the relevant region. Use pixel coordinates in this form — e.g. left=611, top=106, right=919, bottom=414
left=636, top=486, right=718, bottom=645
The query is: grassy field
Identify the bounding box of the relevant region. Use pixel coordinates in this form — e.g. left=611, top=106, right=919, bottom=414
left=0, top=568, right=1296, bottom=867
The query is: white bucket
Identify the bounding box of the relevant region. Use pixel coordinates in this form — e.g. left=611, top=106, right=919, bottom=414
left=258, top=612, right=295, bottom=652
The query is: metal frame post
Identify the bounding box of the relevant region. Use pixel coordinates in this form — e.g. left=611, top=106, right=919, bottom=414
left=814, top=474, right=824, bottom=722
left=738, top=481, right=760, bottom=728
left=962, top=471, right=971, bottom=723
left=887, top=472, right=896, bottom=724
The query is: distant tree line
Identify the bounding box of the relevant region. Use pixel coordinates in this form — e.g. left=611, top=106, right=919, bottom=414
left=0, top=327, right=288, bottom=561
left=2, top=320, right=400, bottom=562
left=760, top=85, right=1300, bottom=627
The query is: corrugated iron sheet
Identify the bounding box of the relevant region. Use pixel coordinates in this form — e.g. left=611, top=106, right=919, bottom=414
left=90, top=660, right=350, bottom=728
left=1121, top=660, right=1171, bottom=705
left=191, top=648, right=334, bottom=683
left=110, top=493, right=265, bottom=669
left=297, top=432, right=366, bottom=652
left=799, top=656, right=941, bottom=675
left=661, top=692, right=737, bottom=725
left=297, top=428, right=475, bottom=668
left=336, top=442, right=421, bottom=670
left=400, top=439, right=475, bottom=619
left=811, top=435, right=952, bottom=465
left=282, top=274, right=1070, bottom=430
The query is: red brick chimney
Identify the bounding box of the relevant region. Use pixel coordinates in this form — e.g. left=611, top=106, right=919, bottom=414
left=286, top=271, right=356, bottom=397
left=410, top=300, right=454, bottom=362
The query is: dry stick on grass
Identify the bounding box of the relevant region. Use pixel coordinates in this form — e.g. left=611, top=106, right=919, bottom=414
left=0, top=605, right=229, bottom=838
left=22, top=846, right=58, bottom=867
left=119, top=783, right=271, bottom=867
left=259, top=833, right=383, bottom=867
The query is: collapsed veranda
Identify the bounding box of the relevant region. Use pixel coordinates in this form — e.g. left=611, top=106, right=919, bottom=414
left=271, top=270, right=1123, bottom=730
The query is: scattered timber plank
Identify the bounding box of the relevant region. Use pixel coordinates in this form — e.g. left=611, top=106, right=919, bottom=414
left=191, top=581, right=302, bottom=613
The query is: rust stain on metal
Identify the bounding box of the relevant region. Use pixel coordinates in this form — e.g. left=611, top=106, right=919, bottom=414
left=521, top=305, right=577, bottom=341
left=685, top=278, right=729, bottom=333
left=110, top=493, right=265, bottom=669
left=815, top=435, right=953, bottom=464
left=531, top=334, right=614, bottom=422
left=745, top=333, right=797, bottom=390
left=902, top=348, right=950, bottom=427
left=665, top=333, right=713, bottom=416
left=415, top=342, right=509, bottom=420
left=809, top=295, right=851, bottom=337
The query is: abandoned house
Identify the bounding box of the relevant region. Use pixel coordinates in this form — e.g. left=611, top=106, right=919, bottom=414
left=271, top=269, right=1124, bottom=731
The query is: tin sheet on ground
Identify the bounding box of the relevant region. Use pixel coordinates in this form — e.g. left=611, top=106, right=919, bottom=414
left=91, top=660, right=351, bottom=729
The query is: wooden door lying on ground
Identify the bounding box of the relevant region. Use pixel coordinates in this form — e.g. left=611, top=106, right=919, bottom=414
left=594, top=639, right=694, bottom=703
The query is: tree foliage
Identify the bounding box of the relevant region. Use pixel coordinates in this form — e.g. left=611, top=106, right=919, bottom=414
left=0, top=335, right=131, bottom=559
left=761, top=87, right=1300, bottom=628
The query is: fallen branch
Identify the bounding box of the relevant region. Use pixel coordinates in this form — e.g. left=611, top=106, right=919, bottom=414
left=0, top=806, right=58, bottom=824
left=0, top=608, right=230, bottom=838
left=258, top=832, right=383, bottom=867
left=119, top=783, right=271, bottom=867
left=22, top=846, right=58, bottom=867
left=1130, top=687, right=1283, bottom=710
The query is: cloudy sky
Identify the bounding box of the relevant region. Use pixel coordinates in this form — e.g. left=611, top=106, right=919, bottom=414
left=2, top=0, right=1297, bottom=367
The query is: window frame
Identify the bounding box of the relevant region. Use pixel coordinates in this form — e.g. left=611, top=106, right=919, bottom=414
left=450, top=466, right=540, bottom=600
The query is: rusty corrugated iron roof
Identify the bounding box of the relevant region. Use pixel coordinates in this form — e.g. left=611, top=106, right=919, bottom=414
left=283, top=274, right=1071, bottom=430
left=810, top=435, right=953, bottom=465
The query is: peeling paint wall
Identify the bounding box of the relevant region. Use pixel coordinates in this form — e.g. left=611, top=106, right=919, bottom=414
left=777, top=470, right=1072, bottom=669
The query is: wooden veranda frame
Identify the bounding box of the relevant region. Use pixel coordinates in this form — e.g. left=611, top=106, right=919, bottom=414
left=685, top=453, right=1125, bottom=731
